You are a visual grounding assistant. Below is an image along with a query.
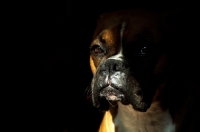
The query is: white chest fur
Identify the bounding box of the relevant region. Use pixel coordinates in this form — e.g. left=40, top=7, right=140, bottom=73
left=112, top=102, right=175, bottom=132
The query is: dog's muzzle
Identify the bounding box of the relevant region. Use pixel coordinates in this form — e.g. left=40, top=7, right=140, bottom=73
left=91, top=59, right=150, bottom=112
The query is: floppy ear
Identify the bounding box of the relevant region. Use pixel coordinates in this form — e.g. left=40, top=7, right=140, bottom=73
left=161, top=8, right=182, bottom=29
left=96, top=12, right=109, bottom=25
left=99, top=12, right=109, bottom=18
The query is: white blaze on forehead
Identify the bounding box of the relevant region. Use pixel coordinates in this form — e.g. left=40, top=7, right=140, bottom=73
left=108, top=53, right=123, bottom=61
left=108, top=22, right=126, bottom=61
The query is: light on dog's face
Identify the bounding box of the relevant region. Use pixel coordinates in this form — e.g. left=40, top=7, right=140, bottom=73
left=89, top=10, right=168, bottom=112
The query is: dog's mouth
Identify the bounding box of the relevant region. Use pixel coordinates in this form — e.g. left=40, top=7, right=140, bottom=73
left=95, top=85, right=151, bottom=112
left=98, top=86, right=128, bottom=111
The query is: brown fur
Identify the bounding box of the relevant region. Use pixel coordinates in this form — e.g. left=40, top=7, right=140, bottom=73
left=89, top=9, right=198, bottom=132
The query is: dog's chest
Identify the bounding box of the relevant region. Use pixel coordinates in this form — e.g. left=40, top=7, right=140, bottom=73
left=113, top=102, right=175, bottom=132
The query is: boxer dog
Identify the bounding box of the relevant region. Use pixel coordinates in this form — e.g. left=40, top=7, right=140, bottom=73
left=88, top=9, right=197, bottom=132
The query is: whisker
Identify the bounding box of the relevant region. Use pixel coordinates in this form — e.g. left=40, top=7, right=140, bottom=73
left=83, top=86, right=89, bottom=95
left=82, top=85, right=92, bottom=99
left=87, top=90, right=93, bottom=99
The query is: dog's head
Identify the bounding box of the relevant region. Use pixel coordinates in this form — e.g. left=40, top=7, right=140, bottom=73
left=89, top=9, right=170, bottom=112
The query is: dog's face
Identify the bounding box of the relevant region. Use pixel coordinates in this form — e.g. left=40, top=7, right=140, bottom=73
left=89, top=9, right=169, bottom=112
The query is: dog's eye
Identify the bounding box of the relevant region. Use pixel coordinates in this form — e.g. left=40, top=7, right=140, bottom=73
left=140, top=46, right=148, bottom=55
left=90, top=45, right=104, bottom=54
left=136, top=45, right=153, bottom=56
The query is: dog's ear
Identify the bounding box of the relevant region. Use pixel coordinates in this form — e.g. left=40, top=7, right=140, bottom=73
left=161, top=8, right=183, bottom=29
left=96, top=12, right=110, bottom=25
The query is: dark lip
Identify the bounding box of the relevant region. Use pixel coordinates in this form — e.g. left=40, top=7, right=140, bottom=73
left=99, top=86, right=127, bottom=103
left=98, top=86, right=149, bottom=112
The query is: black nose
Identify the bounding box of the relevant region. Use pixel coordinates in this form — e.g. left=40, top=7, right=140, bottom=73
left=100, top=59, right=126, bottom=73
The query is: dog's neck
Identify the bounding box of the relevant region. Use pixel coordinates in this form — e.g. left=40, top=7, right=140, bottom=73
left=99, top=101, right=175, bottom=132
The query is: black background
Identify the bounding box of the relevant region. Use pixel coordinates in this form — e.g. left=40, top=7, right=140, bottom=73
left=5, top=0, right=199, bottom=132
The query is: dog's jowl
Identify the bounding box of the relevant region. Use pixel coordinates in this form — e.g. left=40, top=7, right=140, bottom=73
left=88, top=9, right=197, bottom=132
